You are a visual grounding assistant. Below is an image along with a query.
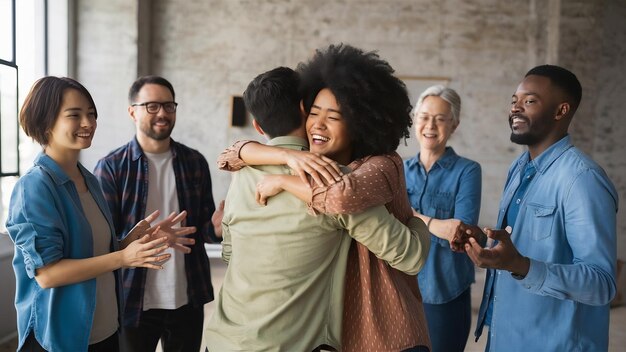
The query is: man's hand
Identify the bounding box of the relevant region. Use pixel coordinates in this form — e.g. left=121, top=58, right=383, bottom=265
left=129, top=210, right=197, bottom=254
left=283, top=150, right=343, bottom=186
left=212, top=200, right=225, bottom=239
left=450, top=223, right=486, bottom=252
left=464, top=226, right=530, bottom=276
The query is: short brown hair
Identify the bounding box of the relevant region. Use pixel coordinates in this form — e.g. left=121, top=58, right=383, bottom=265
left=20, top=76, right=97, bottom=145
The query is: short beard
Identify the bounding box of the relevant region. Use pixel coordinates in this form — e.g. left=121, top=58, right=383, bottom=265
left=141, top=123, right=174, bottom=141
left=510, top=132, right=541, bottom=145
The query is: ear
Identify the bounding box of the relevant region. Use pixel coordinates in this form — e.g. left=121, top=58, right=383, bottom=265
left=128, top=105, right=137, bottom=122
left=555, top=103, right=570, bottom=121
left=252, top=119, right=265, bottom=136
left=299, top=100, right=306, bottom=117
left=450, top=119, right=459, bottom=133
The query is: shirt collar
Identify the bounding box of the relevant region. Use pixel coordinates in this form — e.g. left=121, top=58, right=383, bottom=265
left=414, top=146, right=459, bottom=170
left=517, top=135, right=573, bottom=174
left=34, top=151, right=91, bottom=186
left=129, top=136, right=178, bottom=161
left=267, top=136, right=309, bottom=151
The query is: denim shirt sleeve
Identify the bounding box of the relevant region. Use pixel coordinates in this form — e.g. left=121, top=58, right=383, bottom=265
left=453, top=162, right=482, bottom=226
left=6, top=172, right=66, bottom=278
left=518, top=168, right=617, bottom=305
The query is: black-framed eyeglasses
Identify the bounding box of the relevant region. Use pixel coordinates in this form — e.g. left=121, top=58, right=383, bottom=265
left=132, top=101, right=178, bottom=114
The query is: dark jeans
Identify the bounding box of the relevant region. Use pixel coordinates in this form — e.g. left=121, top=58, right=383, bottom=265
left=20, top=331, right=119, bottom=352
left=423, top=287, right=471, bottom=352
left=120, top=303, right=204, bottom=352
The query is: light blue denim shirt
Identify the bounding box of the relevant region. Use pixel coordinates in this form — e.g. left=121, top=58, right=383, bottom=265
left=475, top=135, right=618, bottom=351
left=404, top=147, right=482, bottom=303
left=6, top=152, right=122, bottom=352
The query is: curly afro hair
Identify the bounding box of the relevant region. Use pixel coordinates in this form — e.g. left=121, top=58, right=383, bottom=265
left=296, top=43, right=412, bottom=160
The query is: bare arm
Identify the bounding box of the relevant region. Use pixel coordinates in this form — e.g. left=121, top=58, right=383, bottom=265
left=218, top=140, right=342, bottom=186
left=35, top=235, right=171, bottom=289
left=255, top=175, right=312, bottom=205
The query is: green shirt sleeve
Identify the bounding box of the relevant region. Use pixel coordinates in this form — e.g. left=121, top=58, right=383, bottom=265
left=335, top=205, right=430, bottom=275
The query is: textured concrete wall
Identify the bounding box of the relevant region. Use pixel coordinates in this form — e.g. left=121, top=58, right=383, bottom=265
left=592, top=0, right=626, bottom=256
left=75, top=0, right=625, bottom=257
left=76, top=0, right=139, bottom=168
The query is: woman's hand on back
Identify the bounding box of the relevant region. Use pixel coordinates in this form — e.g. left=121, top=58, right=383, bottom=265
left=284, top=150, right=343, bottom=186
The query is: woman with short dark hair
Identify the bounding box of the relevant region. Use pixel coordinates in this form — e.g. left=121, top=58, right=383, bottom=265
left=7, top=76, right=193, bottom=352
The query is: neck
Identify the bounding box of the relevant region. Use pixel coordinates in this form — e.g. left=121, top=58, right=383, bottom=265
left=419, top=147, right=446, bottom=172
left=44, top=146, right=81, bottom=176
left=527, top=132, right=567, bottom=160
left=137, top=134, right=171, bottom=153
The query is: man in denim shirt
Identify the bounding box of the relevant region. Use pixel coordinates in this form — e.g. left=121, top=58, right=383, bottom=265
left=466, top=65, right=618, bottom=351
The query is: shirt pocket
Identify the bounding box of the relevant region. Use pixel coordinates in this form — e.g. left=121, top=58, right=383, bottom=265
left=526, top=202, right=556, bottom=240
left=431, top=192, right=454, bottom=219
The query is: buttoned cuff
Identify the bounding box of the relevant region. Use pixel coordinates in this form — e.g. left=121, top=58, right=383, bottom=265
left=516, top=258, right=547, bottom=292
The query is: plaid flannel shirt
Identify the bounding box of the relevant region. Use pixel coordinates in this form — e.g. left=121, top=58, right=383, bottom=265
left=94, top=137, right=216, bottom=327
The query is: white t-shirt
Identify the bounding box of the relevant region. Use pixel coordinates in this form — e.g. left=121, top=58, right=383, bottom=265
left=79, top=190, right=118, bottom=344
left=142, top=150, right=189, bottom=310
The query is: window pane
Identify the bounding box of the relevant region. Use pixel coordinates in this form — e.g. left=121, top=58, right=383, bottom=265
left=0, top=0, right=14, bottom=62
left=0, top=65, right=19, bottom=175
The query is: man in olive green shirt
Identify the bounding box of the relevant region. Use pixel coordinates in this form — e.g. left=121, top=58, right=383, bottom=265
left=203, top=67, right=429, bottom=351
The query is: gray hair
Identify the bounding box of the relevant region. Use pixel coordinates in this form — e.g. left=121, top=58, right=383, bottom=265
left=412, top=85, right=461, bottom=124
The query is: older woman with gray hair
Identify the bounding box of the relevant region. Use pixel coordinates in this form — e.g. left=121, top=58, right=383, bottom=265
left=403, top=85, right=482, bottom=351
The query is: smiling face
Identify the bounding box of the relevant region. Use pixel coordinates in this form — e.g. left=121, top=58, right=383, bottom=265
left=509, top=75, right=561, bottom=147
left=305, top=88, right=353, bottom=165
left=130, top=83, right=176, bottom=141
left=414, top=96, right=457, bottom=154
left=47, top=88, right=97, bottom=154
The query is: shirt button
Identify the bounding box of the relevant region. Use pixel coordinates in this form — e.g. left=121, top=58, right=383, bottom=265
left=516, top=199, right=521, bottom=204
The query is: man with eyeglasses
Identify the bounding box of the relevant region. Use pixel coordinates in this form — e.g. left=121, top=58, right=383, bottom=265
left=94, top=75, right=218, bottom=352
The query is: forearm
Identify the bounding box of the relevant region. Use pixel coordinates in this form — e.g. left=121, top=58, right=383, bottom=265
left=520, top=259, right=616, bottom=305
left=413, top=212, right=453, bottom=246
left=239, top=142, right=288, bottom=166
left=280, top=175, right=312, bottom=203
left=338, top=206, right=430, bottom=275
left=35, top=252, right=122, bottom=289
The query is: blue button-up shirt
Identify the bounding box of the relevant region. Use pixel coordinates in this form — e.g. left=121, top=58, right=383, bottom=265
left=475, top=135, right=618, bottom=351
left=6, top=152, right=122, bottom=352
left=94, top=137, right=216, bottom=326
left=404, top=147, right=482, bottom=303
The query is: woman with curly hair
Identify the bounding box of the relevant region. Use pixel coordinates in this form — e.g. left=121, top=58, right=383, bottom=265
left=218, top=44, right=434, bottom=351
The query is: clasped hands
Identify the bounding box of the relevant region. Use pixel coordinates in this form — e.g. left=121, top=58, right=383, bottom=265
left=126, top=210, right=196, bottom=252
left=453, top=224, right=530, bottom=276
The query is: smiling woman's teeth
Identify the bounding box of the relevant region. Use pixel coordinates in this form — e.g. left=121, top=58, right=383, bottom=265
left=312, top=134, right=329, bottom=142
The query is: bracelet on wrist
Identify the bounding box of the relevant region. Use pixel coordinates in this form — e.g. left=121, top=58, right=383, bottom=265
left=426, top=217, right=433, bottom=230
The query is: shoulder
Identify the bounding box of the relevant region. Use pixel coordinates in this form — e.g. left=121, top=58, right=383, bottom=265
left=173, top=141, right=208, bottom=163
left=557, top=147, right=617, bottom=196
left=12, top=167, right=57, bottom=203
left=357, top=152, right=403, bottom=171
left=454, top=154, right=482, bottom=172
left=97, top=142, right=133, bottom=164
